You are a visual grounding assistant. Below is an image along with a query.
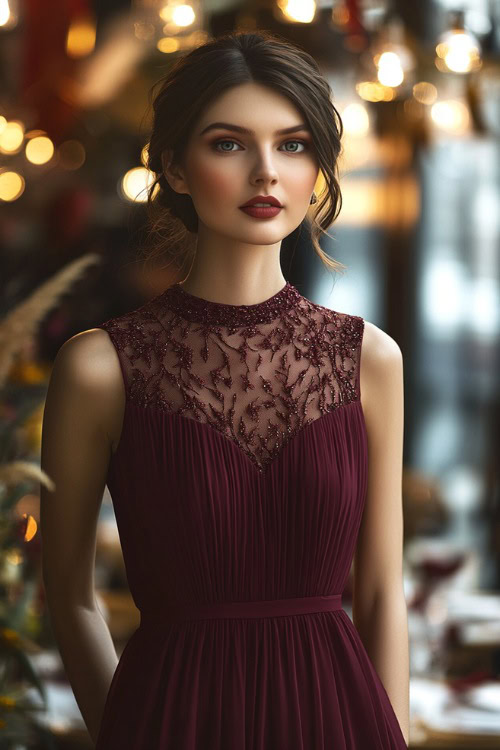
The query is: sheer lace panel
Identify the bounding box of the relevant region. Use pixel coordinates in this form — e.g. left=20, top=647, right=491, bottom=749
left=97, top=282, right=364, bottom=473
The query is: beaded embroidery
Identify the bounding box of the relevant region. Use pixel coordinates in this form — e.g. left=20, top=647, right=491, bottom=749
left=97, top=282, right=364, bottom=474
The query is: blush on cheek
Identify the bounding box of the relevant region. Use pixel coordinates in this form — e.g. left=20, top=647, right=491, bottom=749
left=191, top=164, right=234, bottom=203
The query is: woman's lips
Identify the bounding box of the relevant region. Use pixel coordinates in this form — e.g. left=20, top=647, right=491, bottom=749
left=239, top=205, right=283, bottom=218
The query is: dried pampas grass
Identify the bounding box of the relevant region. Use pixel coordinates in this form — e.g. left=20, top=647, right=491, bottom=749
left=0, top=253, right=103, bottom=389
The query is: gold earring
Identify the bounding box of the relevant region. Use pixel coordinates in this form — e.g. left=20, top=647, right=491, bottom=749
left=310, top=192, right=317, bottom=204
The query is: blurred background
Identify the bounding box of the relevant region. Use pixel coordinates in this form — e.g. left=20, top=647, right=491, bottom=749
left=1, top=0, right=500, bottom=747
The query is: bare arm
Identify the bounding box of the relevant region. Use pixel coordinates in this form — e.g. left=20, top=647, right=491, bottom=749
left=353, top=321, right=409, bottom=745
left=40, top=328, right=125, bottom=745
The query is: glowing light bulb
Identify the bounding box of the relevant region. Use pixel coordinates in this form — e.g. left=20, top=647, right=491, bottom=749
left=172, top=4, right=195, bottom=27
left=120, top=166, right=157, bottom=203
left=377, top=51, right=404, bottom=87
left=0, top=170, right=25, bottom=201
left=25, top=136, right=55, bottom=165
left=0, top=120, right=24, bottom=153
left=436, top=15, right=481, bottom=74
left=279, top=0, right=316, bottom=24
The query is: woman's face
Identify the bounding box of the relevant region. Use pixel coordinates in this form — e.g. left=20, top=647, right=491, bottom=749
left=162, top=82, right=320, bottom=249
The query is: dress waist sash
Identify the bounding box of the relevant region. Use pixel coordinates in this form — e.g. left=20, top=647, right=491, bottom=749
left=139, top=594, right=343, bottom=626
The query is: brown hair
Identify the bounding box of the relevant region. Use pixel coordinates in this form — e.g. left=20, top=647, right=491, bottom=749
left=142, top=29, right=347, bottom=277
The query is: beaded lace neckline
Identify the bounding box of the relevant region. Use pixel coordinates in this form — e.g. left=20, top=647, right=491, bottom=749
left=98, top=282, right=364, bottom=473
left=160, top=281, right=302, bottom=326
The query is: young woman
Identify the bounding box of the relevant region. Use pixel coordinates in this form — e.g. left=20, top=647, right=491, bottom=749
left=41, top=29, right=409, bottom=748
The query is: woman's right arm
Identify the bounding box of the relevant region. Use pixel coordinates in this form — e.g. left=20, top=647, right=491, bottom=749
left=40, top=328, right=125, bottom=745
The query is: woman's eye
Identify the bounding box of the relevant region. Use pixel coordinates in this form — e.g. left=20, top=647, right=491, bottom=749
left=282, top=140, right=307, bottom=153
left=211, top=139, right=308, bottom=153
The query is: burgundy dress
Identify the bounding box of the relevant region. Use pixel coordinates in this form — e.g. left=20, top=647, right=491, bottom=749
left=94, top=281, right=407, bottom=749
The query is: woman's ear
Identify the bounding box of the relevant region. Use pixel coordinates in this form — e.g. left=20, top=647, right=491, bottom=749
left=161, top=149, right=188, bottom=195
left=161, top=149, right=173, bottom=180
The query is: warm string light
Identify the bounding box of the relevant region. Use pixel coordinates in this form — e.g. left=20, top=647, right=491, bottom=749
left=350, top=10, right=482, bottom=138
left=0, top=3, right=490, bottom=206
left=0, top=112, right=86, bottom=200
left=134, top=1, right=203, bottom=46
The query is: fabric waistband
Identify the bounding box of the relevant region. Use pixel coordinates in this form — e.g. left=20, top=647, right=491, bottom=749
left=139, top=594, right=343, bottom=626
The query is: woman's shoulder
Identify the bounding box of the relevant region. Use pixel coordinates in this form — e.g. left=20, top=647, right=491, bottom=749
left=359, top=319, right=404, bottom=417
left=55, top=327, right=123, bottom=388
left=52, top=328, right=126, bottom=451
left=361, top=320, right=402, bottom=370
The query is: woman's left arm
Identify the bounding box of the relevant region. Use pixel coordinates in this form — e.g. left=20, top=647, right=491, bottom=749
left=353, top=321, right=410, bottom=746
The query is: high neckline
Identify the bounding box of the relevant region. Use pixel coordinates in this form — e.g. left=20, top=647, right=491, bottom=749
left=160, top=281, right=302, bottom=326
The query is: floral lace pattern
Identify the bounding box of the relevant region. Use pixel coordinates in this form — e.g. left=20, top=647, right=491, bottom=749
left=97, top=282, right=364, bottom=473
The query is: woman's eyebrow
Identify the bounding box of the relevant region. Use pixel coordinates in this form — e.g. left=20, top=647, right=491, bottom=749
left=199, top=122, right=311, bottom=136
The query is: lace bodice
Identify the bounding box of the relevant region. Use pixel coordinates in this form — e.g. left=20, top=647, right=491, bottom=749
left=97, top=281, right=364, bottom=474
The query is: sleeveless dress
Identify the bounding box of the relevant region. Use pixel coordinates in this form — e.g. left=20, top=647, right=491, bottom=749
left=94, top=281, right=407, bottom=749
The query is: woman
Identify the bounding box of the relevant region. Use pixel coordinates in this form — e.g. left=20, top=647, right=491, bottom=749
left=41, top=29, right=409, bottom=748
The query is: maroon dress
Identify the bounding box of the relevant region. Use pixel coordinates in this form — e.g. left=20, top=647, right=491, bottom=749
left=94, top=281, right=407, bottom=748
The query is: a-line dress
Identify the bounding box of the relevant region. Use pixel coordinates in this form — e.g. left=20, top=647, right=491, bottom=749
left=93, top=280, right=407, bottom=749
